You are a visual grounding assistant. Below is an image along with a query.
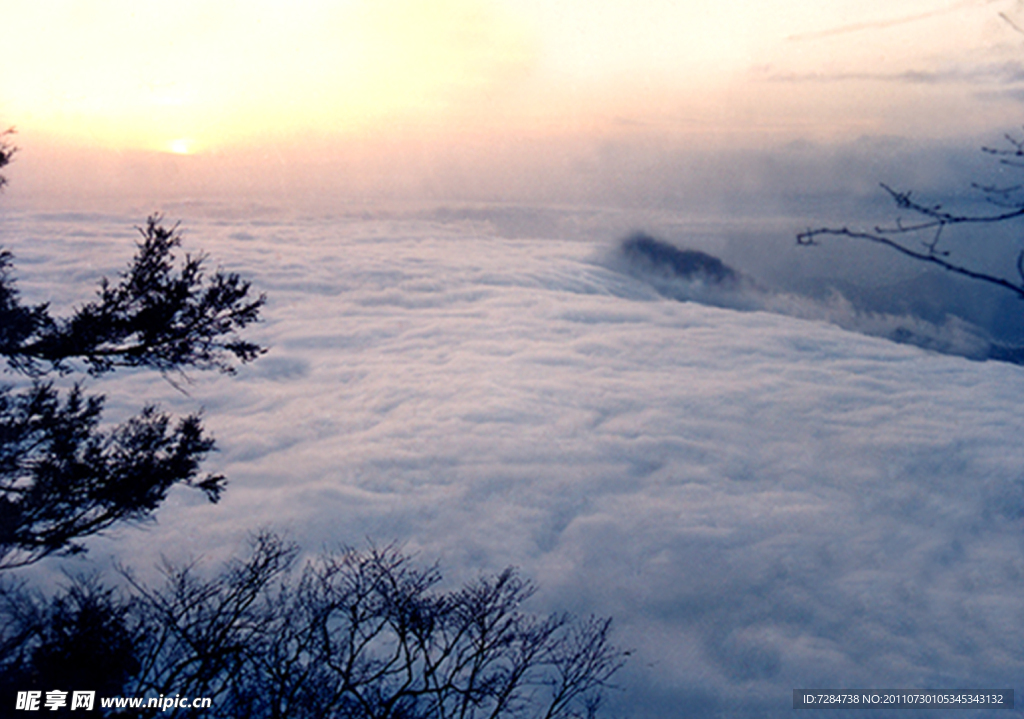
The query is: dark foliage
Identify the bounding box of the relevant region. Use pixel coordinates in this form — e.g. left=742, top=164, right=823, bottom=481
left=797, top=130, right=1024, bottom=302
left=5, top=217, right=265, bottom=377
left=0, top=129, right=13, bottom=192
left=0, top=212, right=264, bottom=568
left=0, top=384, right=224, bottom=568
left=0, top=576, right=139, bottom=710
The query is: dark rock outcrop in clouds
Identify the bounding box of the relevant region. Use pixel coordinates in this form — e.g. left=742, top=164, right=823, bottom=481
left=620, top=231, right=742, bottom=286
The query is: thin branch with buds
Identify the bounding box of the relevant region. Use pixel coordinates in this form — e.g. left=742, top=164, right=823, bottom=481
left=798, top=131, right=1024, bottom=303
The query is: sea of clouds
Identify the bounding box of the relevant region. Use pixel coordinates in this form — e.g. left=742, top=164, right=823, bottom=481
left=2, top=203, right=1024, bottom=718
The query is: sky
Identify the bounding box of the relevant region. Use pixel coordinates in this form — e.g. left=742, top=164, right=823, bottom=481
left=5, top=0, right=1024, bottom=205
left=4, top=206, right=1024, bottom=717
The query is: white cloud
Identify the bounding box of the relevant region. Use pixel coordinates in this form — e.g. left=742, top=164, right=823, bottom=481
left=4, top=204, right=1024, bottom=717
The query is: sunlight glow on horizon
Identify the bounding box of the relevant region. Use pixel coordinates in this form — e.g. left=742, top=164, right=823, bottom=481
left=169, top=139, right=195, bottom=155
left=3, top=0, right=1023, bottom=159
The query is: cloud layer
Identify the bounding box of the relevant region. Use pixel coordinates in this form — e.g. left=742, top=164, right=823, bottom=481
left=611, top=231, right=1005, bottom=362
left=4, top=205, right=1024, bottom=717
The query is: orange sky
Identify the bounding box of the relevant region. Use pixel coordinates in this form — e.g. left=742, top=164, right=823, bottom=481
left=3, top=0, right=1024, bottom=205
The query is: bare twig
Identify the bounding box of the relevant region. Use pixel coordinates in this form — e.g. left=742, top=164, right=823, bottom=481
left=798, top=132, right=1024, bottom=305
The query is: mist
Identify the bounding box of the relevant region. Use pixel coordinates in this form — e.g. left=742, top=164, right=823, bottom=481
left=11, top=125, right=1024, bottom=356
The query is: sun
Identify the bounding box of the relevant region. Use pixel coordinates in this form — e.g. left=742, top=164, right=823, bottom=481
left=168, top=139, right=194, bottom=155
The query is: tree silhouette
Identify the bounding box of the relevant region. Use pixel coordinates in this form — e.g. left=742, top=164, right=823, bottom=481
left=0, top=129, right=14, bottom=192
left=1, top=534, right=626, bottom=718
left=117, top=532, right=627, bottom=719
left=0, top=575, right=140, bottom=708
left=0, top=151, right=265, bottom=567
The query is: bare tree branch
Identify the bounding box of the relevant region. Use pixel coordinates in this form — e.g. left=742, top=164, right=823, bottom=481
left=798, top=131, right=1024, bottom=306
left=109, top=534, right=628, bottom=719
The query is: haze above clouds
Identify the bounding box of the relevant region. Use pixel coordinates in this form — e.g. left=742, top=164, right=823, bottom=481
left=5, top=0, right=1024, bottom=207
